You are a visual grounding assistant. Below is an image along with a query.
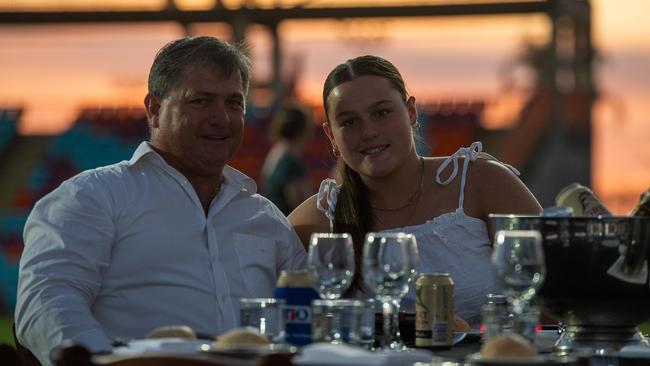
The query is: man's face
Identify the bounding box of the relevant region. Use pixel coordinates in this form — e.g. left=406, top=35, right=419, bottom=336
left=146, top=62, right=246, bottom=182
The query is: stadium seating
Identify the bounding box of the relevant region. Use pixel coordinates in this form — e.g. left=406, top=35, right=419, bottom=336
left=0, top=109, right=20, bottom=154
left=0, top=101, right=484, bottom=313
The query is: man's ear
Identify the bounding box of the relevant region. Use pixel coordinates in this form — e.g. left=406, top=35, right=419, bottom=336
left=144, top=93, right=161, bottom=129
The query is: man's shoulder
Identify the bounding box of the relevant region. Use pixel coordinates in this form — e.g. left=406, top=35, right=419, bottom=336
left=66, top=160, right=134, bottom=186
left=247, top=192, right=286, bottom=216
left=47, top=160, right=142, bottom=202
left=29, top=161, right=134, bottom=213
left=67, top=141, right=152, bottom=186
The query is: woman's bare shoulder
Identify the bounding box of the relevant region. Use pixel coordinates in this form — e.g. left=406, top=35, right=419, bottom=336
left=426, top=155, right=466, bottom=181
left=467, top=158, right=542, bottom=216
left=425, top=156, right=451, bottom=168
left=471, top=158, right=520, bottom=182
left=288, top=194, right=324, bottom=225
left=288, top=194, right=331, bottom=248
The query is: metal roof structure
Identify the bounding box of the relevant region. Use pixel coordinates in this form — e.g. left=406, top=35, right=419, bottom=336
left=0, top=0, right=595, bottom=204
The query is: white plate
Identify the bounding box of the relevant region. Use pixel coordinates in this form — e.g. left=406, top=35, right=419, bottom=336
left=113, top=338, right=211, bottom=355
left=201, top=343, right=298, bottom=359
left=466, top=352, right=574, bottom=365
left=453, top=332, right=467, bottom=344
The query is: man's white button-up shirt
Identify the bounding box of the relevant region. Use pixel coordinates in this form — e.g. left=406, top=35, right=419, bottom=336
left=15, top=142, right=307, bottom=365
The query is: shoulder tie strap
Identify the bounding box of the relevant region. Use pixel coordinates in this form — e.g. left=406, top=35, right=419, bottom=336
left=316, top=178, right=340, bottom=232
left=435, top=141, right=520, bottom=209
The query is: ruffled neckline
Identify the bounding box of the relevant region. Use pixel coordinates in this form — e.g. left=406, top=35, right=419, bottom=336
left=380, top=207, right=487, bottom=237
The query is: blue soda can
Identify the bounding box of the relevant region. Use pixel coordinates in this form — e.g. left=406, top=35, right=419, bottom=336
left=274, top=269, right=319, bottom=346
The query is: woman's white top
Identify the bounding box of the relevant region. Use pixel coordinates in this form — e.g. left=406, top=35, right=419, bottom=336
left=316, top=142, right=518, bottom=329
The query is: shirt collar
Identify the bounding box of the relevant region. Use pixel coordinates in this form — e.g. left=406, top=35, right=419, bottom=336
left=129, top=141, right=258, bottom=194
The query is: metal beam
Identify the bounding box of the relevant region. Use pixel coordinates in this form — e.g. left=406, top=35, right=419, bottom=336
left=0, top=2, right=551, bottom=25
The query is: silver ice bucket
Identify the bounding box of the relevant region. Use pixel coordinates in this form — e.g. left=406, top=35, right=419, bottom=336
left=490, top=215, right=650, bottom=352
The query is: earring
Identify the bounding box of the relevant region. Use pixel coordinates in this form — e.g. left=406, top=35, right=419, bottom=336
left=332, top=145, right=340, bottom=157
left=413, top=120, right=421, bottom=129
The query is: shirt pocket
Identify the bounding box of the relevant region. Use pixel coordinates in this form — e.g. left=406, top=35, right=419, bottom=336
left=233, top=233, right=278, bottom=297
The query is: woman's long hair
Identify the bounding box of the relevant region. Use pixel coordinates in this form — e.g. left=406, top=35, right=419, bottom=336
left=322, top=55, right=410, bottom=296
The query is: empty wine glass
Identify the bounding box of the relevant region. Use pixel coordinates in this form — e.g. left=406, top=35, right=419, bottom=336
left=363, top=232, right=419, bottom=351
left=308, top=233, right=355, bottom=300
left=491, top=230, right=545, bottom=316
left=308, top=233, right=355, bottom=344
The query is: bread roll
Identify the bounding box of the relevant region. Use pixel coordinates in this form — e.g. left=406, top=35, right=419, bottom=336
left=145, top=325, right=197, bottom=339
left=453, top=315, right=471, bottom=333
left=480, top=333, right=537, bottom=359
left=214, top=327, right=270, bottom=349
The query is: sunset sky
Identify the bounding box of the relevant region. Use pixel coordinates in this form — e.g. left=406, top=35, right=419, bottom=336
left=0, top=0, right=648, bottom=213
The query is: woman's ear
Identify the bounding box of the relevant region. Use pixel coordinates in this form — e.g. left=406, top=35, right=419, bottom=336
left=144, top=93, right=161, bottom=129
left=322, top=122, right=335, bottom=146
left=322, top=122, right=340, bottom=157
left=406, top=96, right=418, bottom=126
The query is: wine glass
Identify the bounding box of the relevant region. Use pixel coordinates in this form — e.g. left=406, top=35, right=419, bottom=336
left=363, top=232, right=419, bottom=351
left=308, top=233, right=355, bottom=300
left=491, top=230, right=545, bottom=316
left=308, top=233, right=355, bottom=344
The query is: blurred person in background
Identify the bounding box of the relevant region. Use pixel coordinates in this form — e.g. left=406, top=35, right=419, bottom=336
left=261, top=104, right=315, bottom=215
left=289, top=55, right=541, bottom=329
left=15, top=36, right=306, bottom=366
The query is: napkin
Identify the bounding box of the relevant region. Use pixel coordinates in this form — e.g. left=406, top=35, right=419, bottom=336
left=112, top=338, right=210, bottom=355
left=616, top=345, right=650, bottom=358
left=293, top=343, right=433, bottom=366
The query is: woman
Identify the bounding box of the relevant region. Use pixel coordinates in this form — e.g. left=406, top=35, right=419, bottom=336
left=288, top=55, right=541, bottom=329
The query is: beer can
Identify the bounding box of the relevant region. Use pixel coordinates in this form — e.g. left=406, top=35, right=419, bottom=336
left=415, top=273, right=454, bottom=347
left=555, top=183, right=612, bottom=216
left=274, top=269, right=320, bottom=346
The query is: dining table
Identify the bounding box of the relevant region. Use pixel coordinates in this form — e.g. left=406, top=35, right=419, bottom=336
left=54, top=328, right=650, bottom=366
left=53, top=332, right=520, bottom=366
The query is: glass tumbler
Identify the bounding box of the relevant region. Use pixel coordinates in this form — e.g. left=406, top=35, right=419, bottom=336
left=311, top=299, right=363, bottom=345
left=239, top=298, right=284, bottom=343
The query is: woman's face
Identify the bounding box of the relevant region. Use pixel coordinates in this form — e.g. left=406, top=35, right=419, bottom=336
left=324, top=75, right=417, bottom=178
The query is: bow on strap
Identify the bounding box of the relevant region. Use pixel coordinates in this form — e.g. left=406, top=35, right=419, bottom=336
left=316, top=178, right=340, bottom=232
left=435, top=141, right=520, bottom=186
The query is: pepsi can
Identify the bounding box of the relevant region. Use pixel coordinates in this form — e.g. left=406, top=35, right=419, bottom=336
left=274, top=269, right=319, bottom=346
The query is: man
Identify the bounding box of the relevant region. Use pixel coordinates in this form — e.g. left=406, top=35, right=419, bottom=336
left=15, top=36, right=307, bottom=365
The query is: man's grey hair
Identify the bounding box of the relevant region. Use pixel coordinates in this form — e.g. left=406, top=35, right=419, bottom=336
left=147, top=36, right=252, bottom=99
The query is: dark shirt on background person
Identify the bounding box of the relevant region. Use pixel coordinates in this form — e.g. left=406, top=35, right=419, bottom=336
left=261, top=104, right=315, bottom=215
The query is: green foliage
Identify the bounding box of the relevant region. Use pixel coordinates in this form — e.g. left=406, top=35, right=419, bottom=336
left=0, top=313, right=14, bottom=347
left=639, top=322, right=650, bottom=336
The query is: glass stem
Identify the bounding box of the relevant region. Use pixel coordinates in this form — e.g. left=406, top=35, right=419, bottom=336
left=511, top=297, right=527, bottom=316
left=381, top=299, right=403, bottom=349
left=331, top=309, right=342, bottom=343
